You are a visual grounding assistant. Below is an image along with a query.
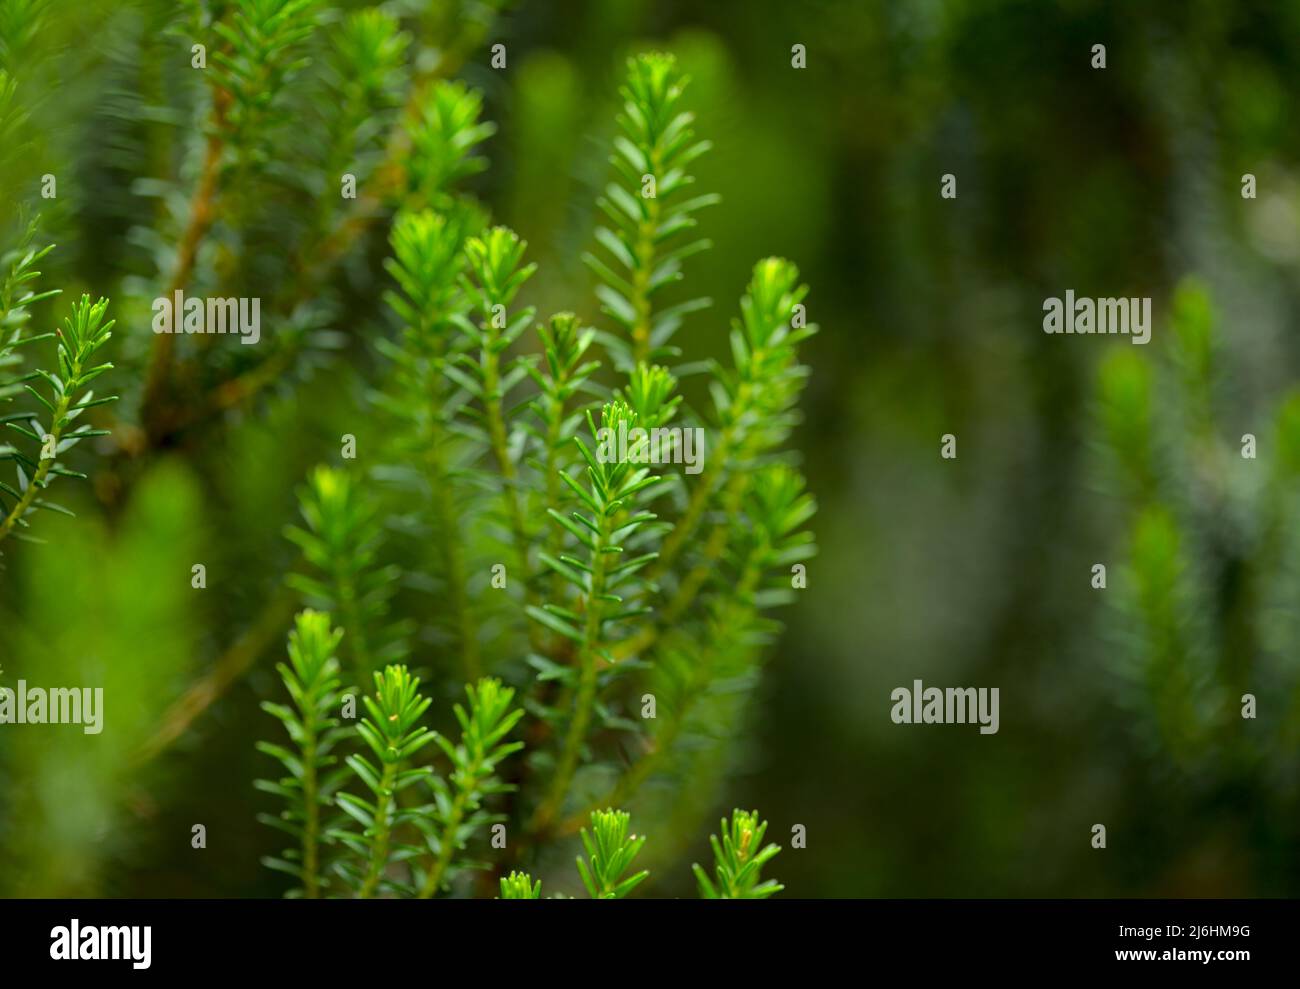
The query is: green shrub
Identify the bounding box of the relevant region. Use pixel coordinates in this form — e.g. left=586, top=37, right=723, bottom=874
left=0, top=0, right=810, bottom=899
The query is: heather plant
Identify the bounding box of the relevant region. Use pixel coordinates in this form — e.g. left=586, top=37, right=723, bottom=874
left=693, top=809, right=784, bottom=899
left=0, top=0, right=807, bottom=899
left=6, top=0, right=1298, bottom=912
left=1093, top=278, right=1300, bottom=888
left=1, top=224, right=118, bottom=550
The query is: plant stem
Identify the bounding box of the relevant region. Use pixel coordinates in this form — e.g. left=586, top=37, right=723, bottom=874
left=333, top=567, right=372, bottom=674
left=426, top=427, right=479, bottom=680
left=174, top=48, right=479, bottom=439
left=417, top=756, right=484, bottom=898
left=606, top=421, right=744, bottom=662
left=357, top=760, right=398, bottom=899
left=135, top=587, right=297, bottom=765
left=610, top=472, right=746, bottom=663
left=652, top=385, right=750, bottom=577
left=0, top=389, right=67, bottom=543
left=301, top=723, right=321, bottom=899
left=482, top=345, right=540, bottom=640
left=417, top=794, right=465, bottom=899
left=562, top=555, right=764, bottom=833
left=662, top=469, right=752, bottom=619
left=531, top=510, right=614, bottom=832
left=653, top=435, right=730, bottom=578
left=542, top=403, right=568, bottom=605
left=629, top=150, right=662, bottom=365
left=141, top=112, right=226, bottom=439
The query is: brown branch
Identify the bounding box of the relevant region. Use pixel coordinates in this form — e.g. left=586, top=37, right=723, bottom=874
left=142, top=66, right=440, bottom=444
left=133, top=585, right=297, bottom=766
left=140, top=90, right=231, bottom=443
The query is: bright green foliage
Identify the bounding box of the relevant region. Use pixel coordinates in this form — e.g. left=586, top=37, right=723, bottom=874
left=405, top=80, right=495, bottom=209
left=0, top=0, right=50, bottom=66
left=525, top=313, right=601, bottom=446
left=332, top=664, right=435, bottom=898
left=576, top=808, right=649, bottom=899
left=264, top=625, right=527, bottom=900
left=382, top=208, right=473, bottom=353
left=656, top=258, right=816, bottom=585
left=619, top=362, right=681, bottom=430
left=624, top=467, right=816, bottom=827
left=211, top=0, right=325, bottom=160
left=528, top=313, right=600, bottom=395
left=453, top=226, right=538, bottom=595
left=290, top=7, right=409, bottom=242
left=0, top=219, right=57, bottom=470
left=416, top=677, right=524, bottom=897
left=254, top=603, right=786, bottom=899
left=742, top=465, right=818, bottom=609
left=693, top=809, right=783, bottom=899
left=456, top=227, right=538, bottom=407
left=256, top=610, right=348, bottom=898
left=0, top=293, right=116, bottom=544
left=531, top=400, right=664, bottom=646
left=529, top=400, right=663, bottom=828
left=0, top=0, right=816, bottom=899
left=360, top=49, right=817, bottom=865
left=284, top=466, right=410, bottom=673
left=713, top=258, right=817, bottom=478
left=460, top=226, right=537, bottom=323
left=0, top=217, right=56, bottom=356
left=498, top=870, right=541, bottom=899
left=376, top=207, right=485, bottom=679
left=318, top=9, right=409, bottom=177
left=0, top=68, right=33, bottom=177
left=377, top=102, right=492, bottom=439
left=586, top=53, right=719, bottom=369
left=608, top=265, right=817, bottom=828
left=524, top=312, right=602, bottom=597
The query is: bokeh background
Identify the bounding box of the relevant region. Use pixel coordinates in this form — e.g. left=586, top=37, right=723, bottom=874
left=4, top=0, right=1300, bottom=897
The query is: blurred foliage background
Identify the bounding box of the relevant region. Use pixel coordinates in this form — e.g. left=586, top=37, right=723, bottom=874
left=4, top=0, right=1300, bottom=897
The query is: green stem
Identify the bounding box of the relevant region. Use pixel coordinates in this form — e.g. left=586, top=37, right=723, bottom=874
left=662, top=468, right=752, bottom=621
left=652, top=421, right=735, bottom=578
left=417, top=757, right=485, bottom=899
left=141, top=116, right=225, bottom=440
left=0, top=384, right=69, bottom=544
left=301, top=726, right=321, bottom=899
left=482, top=344, right=540, bottom=640
left=568, top=555, right=764, bottom=830
left=542, top=400, right=568, bottom=605
left=651, top=374, right=765, bottom=581
left=333, top=568, right=372, bottom=674
left=357, top=760, right=398, bottom=899
left=629, top=150, right=661, bottom=365
left=427, top=416, right=479, bottom=680
left=532, top=510, right=613, bottom=831
left=607, top=465, right=750, bottom=665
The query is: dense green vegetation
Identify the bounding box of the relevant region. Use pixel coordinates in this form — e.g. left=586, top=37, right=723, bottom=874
left=3, top=0, right=1300, bottom=897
